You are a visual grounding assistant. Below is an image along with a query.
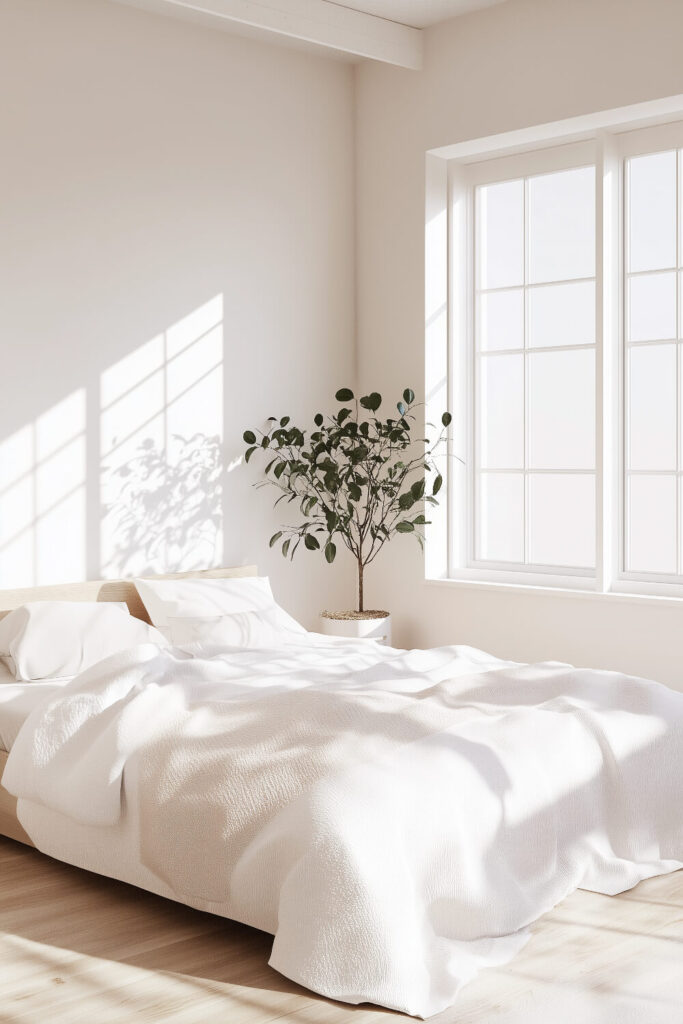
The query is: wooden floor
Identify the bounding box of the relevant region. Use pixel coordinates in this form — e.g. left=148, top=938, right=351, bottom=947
left=1, top=837, right=682, bottom=1024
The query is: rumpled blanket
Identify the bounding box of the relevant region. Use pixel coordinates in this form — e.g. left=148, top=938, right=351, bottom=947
left=4, top=639, right=683, bottom=1017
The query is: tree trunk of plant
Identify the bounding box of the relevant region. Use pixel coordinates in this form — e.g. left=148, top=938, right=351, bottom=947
left=357, top=557, right=364, bottom=613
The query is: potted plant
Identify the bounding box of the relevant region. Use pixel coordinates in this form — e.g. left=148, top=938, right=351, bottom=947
left=243, top=388, right=450, bottom=643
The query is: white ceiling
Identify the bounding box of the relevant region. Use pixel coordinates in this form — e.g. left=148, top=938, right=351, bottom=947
left=330, top=0, right=506, bottom=28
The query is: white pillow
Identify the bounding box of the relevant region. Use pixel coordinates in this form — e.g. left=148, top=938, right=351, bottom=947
left=0, top=602, right=167, bottom=682
left=168, top=609, right=289, bottom=648
left=135, top=576, right=305, bottom=638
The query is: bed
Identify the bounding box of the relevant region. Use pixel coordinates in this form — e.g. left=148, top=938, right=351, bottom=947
left=0, top=565, right=256, bottom=847
left=1, top=567, right=683, bottom=1019
left=0, top=671, right=51, bottom=844
left=0, top=748, right=30, bottom=845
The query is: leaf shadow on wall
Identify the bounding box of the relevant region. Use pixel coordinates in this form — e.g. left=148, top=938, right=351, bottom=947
left=101, top=432, right=224, bottom=579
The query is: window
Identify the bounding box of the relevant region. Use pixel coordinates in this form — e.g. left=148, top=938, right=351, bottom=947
left=427, top=108, right=683, bottom=597
left=624, top=148, right=682, bottom=579
left=474, top=163, right=596, bottom=574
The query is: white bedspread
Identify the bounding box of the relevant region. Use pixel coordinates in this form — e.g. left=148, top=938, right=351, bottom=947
left=4, top=639, right=683, bottom=1018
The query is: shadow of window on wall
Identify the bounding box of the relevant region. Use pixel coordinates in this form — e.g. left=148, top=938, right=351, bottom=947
left=0, top=295, right=224, bottom=588
left=0, top=391, right=87, bottom=586
left=100, top=294, right=224, bottom=578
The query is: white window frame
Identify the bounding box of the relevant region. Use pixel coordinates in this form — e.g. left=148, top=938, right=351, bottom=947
left=615, top=121, right=683, bottom=597
left=424, top=94, right=683, bottom=599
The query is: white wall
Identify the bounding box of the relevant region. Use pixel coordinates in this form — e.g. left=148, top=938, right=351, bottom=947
left=0, top=0, right=356, bottom=625
left=5, top=0, right=683, bottom=680
left=355, top=0, right=683, bottom=687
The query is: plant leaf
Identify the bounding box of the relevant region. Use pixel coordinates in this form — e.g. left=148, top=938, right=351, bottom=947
left=243, top=430, right=256, bottom=445
left=442, top=411, right=452, bottom=427
left=304, top=533, right=320, bottom=550
left=314, top=413, right=324, bottom=427
left=433, top=474, right=443, bottom=495
left=325, top=540, right=336, bottom=563
left=410, top=478, right=425, bottom=501
left=360, top=392, right=382, bottom=412
left=396, top=521, right=414, bottom=533
left=282, top=538, right=291, bottom=557
left=335, top=388, right=354, bottom=402
left=403, top=388, right=415, bottom=405
left=279, top=416, right=290, bottom=427
left=244, top=446, right=257, bottom=463
left=269, top=531, right=283, bottom=547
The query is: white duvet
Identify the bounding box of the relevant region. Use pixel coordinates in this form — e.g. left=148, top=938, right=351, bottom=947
left=4, top=638, right=683, bottom=1018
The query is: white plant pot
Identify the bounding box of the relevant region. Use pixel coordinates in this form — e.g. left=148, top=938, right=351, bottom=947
left=319, top=611, right=392, bottom=646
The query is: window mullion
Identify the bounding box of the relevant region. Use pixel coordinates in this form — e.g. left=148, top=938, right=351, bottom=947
left=677, top=147, right=681, bottom=575
left=528, top=176, right=532, bottom=569
left=595, top=140, right=605, bottom=592
left=597, top=131, right=621, bottom=594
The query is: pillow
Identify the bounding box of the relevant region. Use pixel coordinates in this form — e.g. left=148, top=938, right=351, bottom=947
left=0, top=601, right=167, bottom=682
left=167, top=609, right=290, bottom=648
left=134, top=575, right=305, bottom=638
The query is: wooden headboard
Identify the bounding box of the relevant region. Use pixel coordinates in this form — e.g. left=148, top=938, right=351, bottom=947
left=0, top=565, right=258, bottom=623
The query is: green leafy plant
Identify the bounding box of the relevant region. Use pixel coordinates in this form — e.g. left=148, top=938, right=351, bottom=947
left=243, top=388, right=451, bottom=612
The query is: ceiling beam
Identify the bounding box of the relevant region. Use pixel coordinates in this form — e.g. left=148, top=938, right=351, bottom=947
left=111, top=0, right=423, bottom=69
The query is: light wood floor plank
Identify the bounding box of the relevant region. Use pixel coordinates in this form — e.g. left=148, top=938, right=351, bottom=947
left=1, top=836, right=682, bottom=1023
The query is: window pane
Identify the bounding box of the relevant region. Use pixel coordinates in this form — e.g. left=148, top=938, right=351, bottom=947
left=628, top=150, right=676, bottom=273
left=478, top=473, right=524, bottom=562
left=628, top=272, right=676, bottom=341
left=528, top=281, right=595, bottom=348
left=478, top=289, right=523, bottom=351
left=528, top=349, right=595, bottom=469
left=628, top=343, right=676, bottom=471
left=528, top=474, right=595, bottom=568
left=528, top=166, right=595, bottom=284
left=476, top=179, right=524, bottom=290
left=627, top=475, right=677, bottom=574
left=478, top=354, right=524, bottom=469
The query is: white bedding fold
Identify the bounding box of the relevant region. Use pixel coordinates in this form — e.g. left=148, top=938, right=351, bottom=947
left=4, top=640, right=683, bottom=1018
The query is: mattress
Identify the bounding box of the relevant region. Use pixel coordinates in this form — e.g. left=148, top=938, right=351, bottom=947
left=0, top=666, right=62, bottom=752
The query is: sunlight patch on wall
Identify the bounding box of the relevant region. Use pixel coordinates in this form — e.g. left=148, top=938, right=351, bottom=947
left=0, top=390, right=86, bottom=586
left=100, top=295, right=224, bottom=578
left=0, top=297, right=224, bottom=589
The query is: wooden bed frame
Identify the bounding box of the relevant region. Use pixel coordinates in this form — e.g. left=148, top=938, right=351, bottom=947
left=0, top=749, right=28, bottom=844
left=0, top=565, right=257, bottom=847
